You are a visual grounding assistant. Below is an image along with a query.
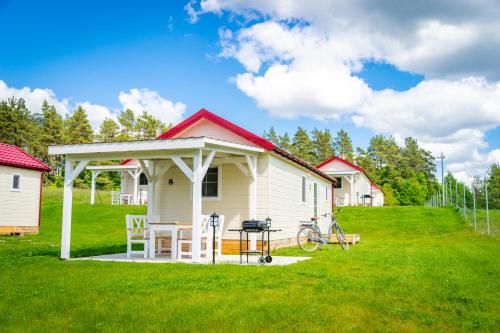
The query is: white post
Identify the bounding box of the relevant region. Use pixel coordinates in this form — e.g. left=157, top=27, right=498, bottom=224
left=90, top=171, right=100, bottom=205
left=191, top=150, right=202, bottom=263
left=473, top=185, right=477, bottom=231
left=463, top=185, right=467, bottom=220
left=455, top=181, right=458, bottom=209
left=60, top=159, right=88, bottom=259
left=350, top=175, right=355, bottom=206
left=61, top=159, right=74, bottom=259
left=485, top=182, right=490, bottom=236
left=146, top=161, right=155, bottom=217
left=246, top=155, right=258, bottom=250
left=133, top=170, right=139, bottom=205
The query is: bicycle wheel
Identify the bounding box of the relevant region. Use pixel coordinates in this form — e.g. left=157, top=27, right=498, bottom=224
left=297, top=226, right=321, bottom=252
left=335, top=224, right=349, bottom=251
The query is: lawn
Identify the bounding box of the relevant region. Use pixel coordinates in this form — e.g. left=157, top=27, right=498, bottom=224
left=0, top=188, right=498, bottom=332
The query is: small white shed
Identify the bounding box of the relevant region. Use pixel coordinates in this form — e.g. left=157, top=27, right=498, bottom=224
left=317, top=156, right=384, bottom=206
left=0, top=143, right=50, bottom=234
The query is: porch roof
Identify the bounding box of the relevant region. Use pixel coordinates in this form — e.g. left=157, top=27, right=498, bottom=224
left=48, top=136, right=264, bottom=160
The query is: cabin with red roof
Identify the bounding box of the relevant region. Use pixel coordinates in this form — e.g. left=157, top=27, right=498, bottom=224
left=317, top=156, right=384, bottom=206
left=0, top=143, right=50, bottom=235
left=49, top=108, right=335, bottom=261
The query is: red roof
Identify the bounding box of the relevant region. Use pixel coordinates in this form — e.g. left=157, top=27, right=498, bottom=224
left=317, top=156, right=383, bottom=193
left=122, top=108, right=334, bottom=183
left=0, top=143, right=50, bottom=172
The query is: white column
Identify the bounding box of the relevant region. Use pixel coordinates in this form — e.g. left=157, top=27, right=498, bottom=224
left=191, top=150, right=202, bottom=263
left=61, top=159, right=74, bottom=259
left=350, top=175, right=355, bottom=206
left=146, top=161, right=155, bottom=217
left=133, top=170, right=139, bottom=205
left=246, top=155, right=258, bottom=250
left=90, top=171, right=100, bottom=205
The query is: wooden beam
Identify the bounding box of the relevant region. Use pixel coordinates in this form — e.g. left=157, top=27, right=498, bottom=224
left=191, top=150, right=202, bottom=263
left=138, top=160, right=152, bottom=182
left=234, top=162, right=249, bottom=176
left=245, top=155, right=257, bottom=180
left=200, top=150, right=216, bottom=179
left=65, top=160, right=89, bottom=186
left=171, top=156, right=193, bottom=182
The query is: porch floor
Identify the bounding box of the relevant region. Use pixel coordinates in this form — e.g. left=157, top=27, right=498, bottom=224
left=72, top=253, right=311, bottom=266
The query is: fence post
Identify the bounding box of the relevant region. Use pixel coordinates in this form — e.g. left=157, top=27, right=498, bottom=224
left=449, top=182, right=452, bottom=206
left=472, top=185, right=477, bottom=231
left=463, top=185, right=467, bottom=221
left=455, top=181, right=458, bottom=209
left=485, top=183, right=490, bottom=236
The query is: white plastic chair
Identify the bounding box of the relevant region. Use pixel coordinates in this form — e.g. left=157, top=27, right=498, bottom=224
left=177, top=215, right=225, bottom=259
left=111, top=191, right=120, bottom=205
left=126, top=215, right=150, bottom=258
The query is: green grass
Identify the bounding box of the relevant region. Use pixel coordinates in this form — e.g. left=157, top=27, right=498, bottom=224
left=0, top=188, right=498, bottom=332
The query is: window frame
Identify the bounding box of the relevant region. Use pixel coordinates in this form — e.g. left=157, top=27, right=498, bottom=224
left=11, top=174, right=21, bottom=192
left=313, top=181, right=318, bottom=217
left=301, top=176, right=307, bottom=203
left=190, top=165, right=223, bottom=201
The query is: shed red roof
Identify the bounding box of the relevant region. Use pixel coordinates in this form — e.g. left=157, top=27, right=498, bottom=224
left=0, top=143, right=50, bottom=172
left=122, top=108, right=335, bottom=183
left=317, top=156, right=383, bottom=193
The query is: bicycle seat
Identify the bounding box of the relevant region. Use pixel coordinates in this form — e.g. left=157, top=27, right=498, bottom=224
left=310, top=217, right=319, bottom=221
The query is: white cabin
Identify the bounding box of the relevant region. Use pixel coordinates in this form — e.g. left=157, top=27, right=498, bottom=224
left=317, top=156, right=384, bottom=206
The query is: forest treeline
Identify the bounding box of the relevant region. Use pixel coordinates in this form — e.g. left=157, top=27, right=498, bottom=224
left=1, top=97, right=498, bottom=206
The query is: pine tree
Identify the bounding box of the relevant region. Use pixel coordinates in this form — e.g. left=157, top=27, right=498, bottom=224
left=291, top=127, right=314, bottom=163
left=263, top=126, right=280, bottom=145
left=311, top=128, right=334, bottom=165
left=135, top=111, right=168, bottom=139
left=0, top=97, right=36, bottom=151
left=279, top=132, right=292, bottom=151
left=65, top=105, right=93, bottom=143
left=333, top=129, right=354, bottom=162
left=98, top=118, right=119, bottom=142
left=117, top=109, right=136, bottom=141
left=40, top=100, right=65, bottom=170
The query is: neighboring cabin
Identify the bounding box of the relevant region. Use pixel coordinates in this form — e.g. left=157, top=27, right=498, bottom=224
left=317, top=156, right=384, bottom=206
left=0, top=143, right=50, bottom=235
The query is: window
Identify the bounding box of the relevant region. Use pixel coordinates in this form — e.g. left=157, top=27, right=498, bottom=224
left=139, top=173, right=148, bottom=185
left=202, top=167, right=218, bottom=198
left=301, top=176, right=306, bottom=203
left=334, top=177, right=342, bottom=189
left=12, top=175, right=21, bottom=191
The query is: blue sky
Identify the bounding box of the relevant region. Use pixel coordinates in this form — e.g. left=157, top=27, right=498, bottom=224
left=0, top=0, right=498, bottom=181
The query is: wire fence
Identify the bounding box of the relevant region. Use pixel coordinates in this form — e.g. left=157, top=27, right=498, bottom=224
left=427, top=180, right=499, bottom=238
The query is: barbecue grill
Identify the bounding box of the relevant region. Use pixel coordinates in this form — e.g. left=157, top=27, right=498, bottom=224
left=229, top=219, right=281, bottom=265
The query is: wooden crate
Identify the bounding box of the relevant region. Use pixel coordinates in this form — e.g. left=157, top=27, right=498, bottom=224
left=329, top=234, right=360, bottom=244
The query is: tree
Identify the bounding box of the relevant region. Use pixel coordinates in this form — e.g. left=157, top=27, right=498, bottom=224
left=135, top=111, right=169, bottom=140
left=65, top=105, right=93, bottom=143
left=117, top=109, right=136, bottom=141
left=291, top=127, right=314, bottom=163
left=98, top=118, right=119, bottom=142
left=311, top=128, right=334, bottom=165
left=263, top=126, right=280, bottom=145
left=333, top=129, right=354, bottom=162
left=486, top=164, right=500, bottom=209
left=40, top=100, right=65, bottom=172
left=279, top=132, right=292, bottom=151
left=0, top=97, right=37, bottom=152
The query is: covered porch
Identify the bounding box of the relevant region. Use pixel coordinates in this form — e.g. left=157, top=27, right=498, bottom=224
left=48, top=137, right=263, bottom=263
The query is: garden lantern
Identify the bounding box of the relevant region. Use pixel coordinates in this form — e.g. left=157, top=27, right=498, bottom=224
left=210, top=212, right=220, bottom=264
left=265, top=217, right=272, bottom=229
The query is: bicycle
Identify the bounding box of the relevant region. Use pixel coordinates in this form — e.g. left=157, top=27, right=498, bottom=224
left=297, top=210, right=349, bottom=251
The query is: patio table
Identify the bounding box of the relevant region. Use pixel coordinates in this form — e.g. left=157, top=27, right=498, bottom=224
left=149, top=222, right=190, bottom=259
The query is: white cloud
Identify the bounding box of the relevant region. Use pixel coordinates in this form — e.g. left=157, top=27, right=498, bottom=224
left=188, top=0, right=500, bottom=181
left=118, top=88, right=186, bottom=126
left=0, top=81, right=187, bottom=132
left=0, top=80, right=70, bottom=116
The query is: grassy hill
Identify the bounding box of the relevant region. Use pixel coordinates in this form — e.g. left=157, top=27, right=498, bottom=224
left=0, top=188, right=498, bottom=332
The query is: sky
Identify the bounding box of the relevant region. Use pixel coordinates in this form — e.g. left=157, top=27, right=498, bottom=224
left=0, top=0, right=499, bottom=184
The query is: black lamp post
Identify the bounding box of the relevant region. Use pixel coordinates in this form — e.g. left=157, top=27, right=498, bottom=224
left=210, top=212, right=220, bottom=264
